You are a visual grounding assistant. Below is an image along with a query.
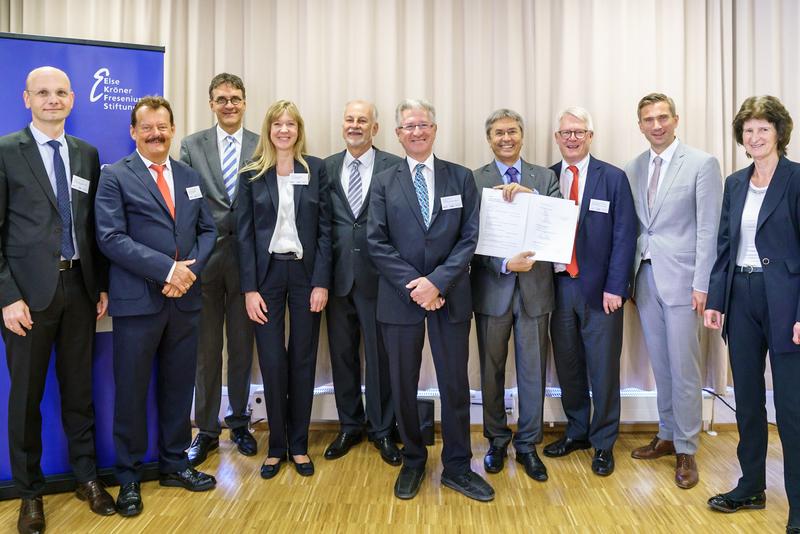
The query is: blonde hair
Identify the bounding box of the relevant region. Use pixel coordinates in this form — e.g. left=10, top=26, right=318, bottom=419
left=241, top=99, right=309, bottom=180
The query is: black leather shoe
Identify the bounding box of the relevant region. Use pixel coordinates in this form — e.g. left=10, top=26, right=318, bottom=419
left=187, top=433, right=219, bottom=467
left=441, top=470, right=495, bottom=502
left=230, top=426, right=257, bottom=456
left=483, top=445, right=507, bottom=474
left=592, top=449, right=615, bottom=476
left=516, top=451, right=548, bottom=482
left=324, top=431, right=363, bottom=460
left=115, top=482, right=142, bottom=517
left=787, top=525, right=800, bottom=534
left=290, top=455, right=315, bottom=476
left=394, top=466, right=425, bottom=499
left=159, top=467, right=216, bottom=491
left=707, top=491, right=766, bottom=513
left=543, top=435, right=591, bottom=458
left=75, top=480, right=116, bottom=516
left=260, top=456, right=286, bottom=479
left=373, top=436, right=402, bottom=466
left=18, top=496, right=45, bottom=534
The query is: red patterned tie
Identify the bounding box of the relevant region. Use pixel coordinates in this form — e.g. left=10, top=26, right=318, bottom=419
left=566, top=165, right=580, bottom=277
left=150, top=163, right=175, bottom=219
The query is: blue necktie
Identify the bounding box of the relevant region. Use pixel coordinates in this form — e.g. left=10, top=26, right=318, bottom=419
left=221, top=136, right=238, bottom=201
left=413, top=163, right=430, bottom=228
left=506, top=166, right=520, bottom=184
left=46, top=140, right=75, bottom=259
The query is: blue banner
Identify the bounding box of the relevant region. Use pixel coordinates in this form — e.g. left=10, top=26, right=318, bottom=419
left=0, top=32, right=165, bottom=493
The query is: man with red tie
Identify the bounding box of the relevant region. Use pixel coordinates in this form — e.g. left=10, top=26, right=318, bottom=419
left=94, top=96, right=217, bottom=516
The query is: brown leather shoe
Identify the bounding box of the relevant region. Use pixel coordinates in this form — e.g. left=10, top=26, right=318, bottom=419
left=75, top=480, right=116, bottom=516
left=18, top=496, right=45, bottom=534
left=675, top=453, right=699, bottom=489
left=631, top=435, right=675, bottom=459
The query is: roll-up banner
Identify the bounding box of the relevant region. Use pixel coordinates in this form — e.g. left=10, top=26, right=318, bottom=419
left=0, top=32, right=165, bottom=498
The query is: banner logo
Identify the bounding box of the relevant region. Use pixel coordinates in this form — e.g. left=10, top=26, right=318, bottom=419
left=89, top=67, right=140, bottom=111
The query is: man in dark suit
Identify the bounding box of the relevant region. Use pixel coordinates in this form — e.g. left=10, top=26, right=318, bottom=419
left=471, top=109, right=560, bottom=482
left=367, top=99, right=492, bottom=502
left=323, top=100, right=402, bottom=465
left=0, top=66, right=115, bottom=534
left=180, top=73, right=258, bottom=466
left=542, top=107, right=636, bottom=477
left=95, top=96, right=217, bottom=517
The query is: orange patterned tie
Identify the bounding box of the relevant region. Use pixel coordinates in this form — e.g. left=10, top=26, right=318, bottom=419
left=150, top=163, right=175, bottom=219
left=566, top=165, right=580, bottom=277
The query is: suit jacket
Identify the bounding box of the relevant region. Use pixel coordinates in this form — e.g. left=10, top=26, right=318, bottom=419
left=325, top=148, right=403, bottom=298
left=707, top=157, right=800, bottom=354
left=367, top=156, right=479, bottom=325
left=0, top=127, right=107, bottom=311
left=471, top=159, right=561, bottom=317
left=94, top=152, right=217, bottom=317
left=235, top=156, right=332, bottom=292
left=549, top=156, right=637, bottom=311
left=626, top=142, right=722, bottom=305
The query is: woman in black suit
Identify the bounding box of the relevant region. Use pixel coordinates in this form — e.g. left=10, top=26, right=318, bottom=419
left=236, top=100, right=331, bottom=478
left=704, top=95, right=800, bottom=534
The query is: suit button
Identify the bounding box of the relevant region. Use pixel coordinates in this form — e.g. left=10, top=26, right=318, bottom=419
left=353, top=223, right=359, bottom=228
left=353, top=248, right=361, bottom=252
left=648, top=230, right=654, bottom=236
left=762, top=257, right=770, bottom=265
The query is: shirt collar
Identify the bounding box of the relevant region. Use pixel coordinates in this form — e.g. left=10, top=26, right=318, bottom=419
left=649, top=137, right=680, bottom=167
left=216, top=125, right=243, bottom=145
left=494, top=159, right=522, bottom=180
left=344, top=146, right=375, bottom=168
left=137, top=150, right=172, bottom=172
left=29, top=122, right=66, bottom=146
left=561, top=153, right=590, bottom=177
left=406, top=154, right=434, bottom=174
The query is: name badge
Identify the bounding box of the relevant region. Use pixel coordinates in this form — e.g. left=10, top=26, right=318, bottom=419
left=589, top=198, right=610, bottom=213
left=71, top=175, right=90, bottom=194
left=289, top=173, right=309, bottom=186
left=441, top=195, right=463, bottom=210
left=186, top=185, right=203, bottom=200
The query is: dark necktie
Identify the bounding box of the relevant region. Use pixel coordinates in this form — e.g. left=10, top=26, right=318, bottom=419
left=46, top=140, right=75, bottom=259
left=413, top=163, right=430, bottom=227
left=506, top=166, right=520, bottom=184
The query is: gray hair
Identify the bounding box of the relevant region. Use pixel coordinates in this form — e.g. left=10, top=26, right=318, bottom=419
left=484, top=108, right=525, bottom=137
left=395, top=98, right=436, bottom=127
left=557, top=106, right=594, bottom=131
left=344, top=99, right=378, bottom=122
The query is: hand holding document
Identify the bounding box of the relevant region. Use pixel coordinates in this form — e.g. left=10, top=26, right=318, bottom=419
left=475, top=188, right=579, bottom=263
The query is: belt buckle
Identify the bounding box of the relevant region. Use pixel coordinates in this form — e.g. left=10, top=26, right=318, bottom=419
left=59, top=259, right=73, bottom=271
left=744, top=265, right=754, bottom=274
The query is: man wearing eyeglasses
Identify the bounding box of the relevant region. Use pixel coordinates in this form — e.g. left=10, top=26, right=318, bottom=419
left=543, top=107, right=636, bottom=477
left=368, top=99, right=492, bottom=502
left=0, top=66, right=115, bottom=533
left=179, top=73, right=259, bottom=467
left=470, top=109, right=560, bottom=481
left=625, top=93, right=722, bottom=489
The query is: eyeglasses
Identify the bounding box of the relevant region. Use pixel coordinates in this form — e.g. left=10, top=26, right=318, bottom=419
left=212, top=96, right=244, bottom=106
left=399, top=123, right=433, bottom=132
left=26, top=89, right=71, bottom=99
left=557, top=129, right=589, bottom=140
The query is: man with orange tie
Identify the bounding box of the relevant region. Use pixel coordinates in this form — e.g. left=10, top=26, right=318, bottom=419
left=95, top=96, right=217, bottom=516
left=542, top=107, right=636, bottom=477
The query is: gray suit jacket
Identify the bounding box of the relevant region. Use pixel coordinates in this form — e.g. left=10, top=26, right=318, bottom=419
left=470, top=159, right=561, bottom=318
left=625, top=142, right=722, bottom=306
left=180, top=126, right=259, bottom=276
left=325, top=148, right=402, bottom=298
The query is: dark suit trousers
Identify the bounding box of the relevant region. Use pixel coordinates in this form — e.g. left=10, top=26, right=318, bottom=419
left=195, top=242, right=254, bottom=437
left=381, top=308, right=472, bottom=476
left=726, top=271, right=800, bottom=524
left=476, top=285, right=549, bottom=453
left=3, top=268, right=97, bottom=497
left=327, top=285, right=394, bottom=438
left=253, top=259, right=320, bottom=458
left=550, top=276, right=622, bottom=450
left=113, top=300, right=199, bottom=484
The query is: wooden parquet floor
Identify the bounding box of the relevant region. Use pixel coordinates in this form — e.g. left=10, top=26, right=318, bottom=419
left=0, top=430, right=789, bottom=533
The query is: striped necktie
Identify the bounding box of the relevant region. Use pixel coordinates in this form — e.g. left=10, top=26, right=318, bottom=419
left=347, top=159, right=362, bottom=215
left=413, top=163, right=430, bottom=227
left=221, top=135, right=238, bottom=201
left=46, top=140, right=75, bottom=259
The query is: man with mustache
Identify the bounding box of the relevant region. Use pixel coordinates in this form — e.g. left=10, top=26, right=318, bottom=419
left=323, top=100, right=403, bottom=464
left=95, top=96, right=217, bottom=516
left=0, top=65, right=114, bottom=534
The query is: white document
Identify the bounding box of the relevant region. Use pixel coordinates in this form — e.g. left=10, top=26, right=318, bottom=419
left=475, top=188, right=580, bottom=264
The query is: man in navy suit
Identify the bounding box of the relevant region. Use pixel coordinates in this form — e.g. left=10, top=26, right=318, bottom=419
left=95, top=96, right=217, bottom=517
left=367, top=99, right=493, bottom=502
left=542, top=107, right=636, bottom=477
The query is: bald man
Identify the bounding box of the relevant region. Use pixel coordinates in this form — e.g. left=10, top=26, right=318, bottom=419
left=0, top=66, right=114, bottom=534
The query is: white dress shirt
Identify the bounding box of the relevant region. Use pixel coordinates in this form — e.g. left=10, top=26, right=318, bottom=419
left=554, top=154, right=590, bottom=273
left=137, top=151, right=176, bottom=281
left=268, top=174, right=304, bottom=257
left=216, top=125, right=244, bottom=169
left=406, top=154, right=435, bottom=220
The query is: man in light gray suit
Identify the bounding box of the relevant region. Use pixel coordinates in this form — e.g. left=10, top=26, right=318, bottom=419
left=625, top=93, right=722, bottom=489
left=180, top=73, right=259, bottom=466
left=471, top=109, right=560, bottom=481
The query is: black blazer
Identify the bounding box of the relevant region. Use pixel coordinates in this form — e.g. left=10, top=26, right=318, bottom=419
left=236, top=156, right=332, bottom=292
left=707, top=157, right=800, bottom=354
left=0, top=127, right=107, bottom=311
left=325, top=148, right=402, bottom=298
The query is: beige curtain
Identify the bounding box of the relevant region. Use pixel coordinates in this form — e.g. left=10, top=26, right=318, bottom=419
left=3, top=0, right=798, bottom=393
